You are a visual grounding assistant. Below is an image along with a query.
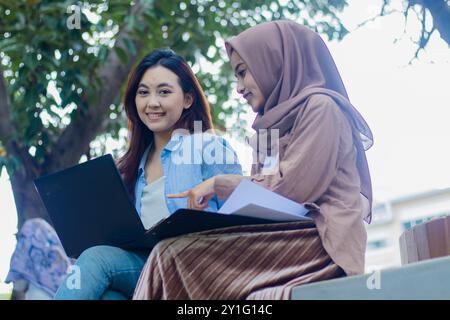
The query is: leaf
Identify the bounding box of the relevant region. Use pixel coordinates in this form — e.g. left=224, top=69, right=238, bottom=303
left=123, top=37, right=136, bottom=56
left=0, top=143, right=6, bottom=158
left=24, top=53, right=37, bottom=70
left=75, top=74, right=89, bottom=87
left=97, top=46, right=109, bottom=62
left=114, top=46, right=128, bottom=64
left=16, top=12, right=26, bottom=30
left=0, top=38, right=19, bottom=51
left=125, top=14, right=136, bottom=31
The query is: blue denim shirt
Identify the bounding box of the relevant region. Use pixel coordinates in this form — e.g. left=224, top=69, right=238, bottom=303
left=134, top=132, right=242, bottom=215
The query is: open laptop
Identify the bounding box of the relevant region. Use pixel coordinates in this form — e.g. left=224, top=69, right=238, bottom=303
left=34, top=154, right=280, bottom=258
left=34, top=154, right=149, bottom=258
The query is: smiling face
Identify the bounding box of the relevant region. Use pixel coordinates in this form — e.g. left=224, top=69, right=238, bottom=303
left=229, top=50, right=266, bottom=113
left=135, top=66, right=193, bottom=135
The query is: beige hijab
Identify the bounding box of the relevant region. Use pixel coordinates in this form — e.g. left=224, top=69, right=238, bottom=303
left=226, top=20, right=373, bottom=222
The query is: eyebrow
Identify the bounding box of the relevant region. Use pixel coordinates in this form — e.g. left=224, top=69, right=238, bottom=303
left=138, top=82, right=175, bottom=89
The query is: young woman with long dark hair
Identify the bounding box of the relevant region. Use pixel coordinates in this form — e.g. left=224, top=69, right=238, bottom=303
left=55, top=49, right=242, bottom=300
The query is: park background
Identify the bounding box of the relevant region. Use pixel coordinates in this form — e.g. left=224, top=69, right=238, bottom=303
left=1, top=0, right=449, bottom=297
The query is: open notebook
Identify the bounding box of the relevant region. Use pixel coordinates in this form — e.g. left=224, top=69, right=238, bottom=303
left=218, top=179, right=312, bottom=222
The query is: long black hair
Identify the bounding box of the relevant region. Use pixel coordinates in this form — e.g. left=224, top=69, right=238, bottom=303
left=116, top=49, right=213, bottom=200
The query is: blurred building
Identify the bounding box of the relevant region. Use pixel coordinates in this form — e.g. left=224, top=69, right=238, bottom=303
left=365, top=187, right=450, bottom=273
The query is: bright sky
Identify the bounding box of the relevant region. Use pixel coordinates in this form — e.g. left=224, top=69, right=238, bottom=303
left=326, top=0, right=450, bottom=202
left=1, top=0, right=449, bottom=293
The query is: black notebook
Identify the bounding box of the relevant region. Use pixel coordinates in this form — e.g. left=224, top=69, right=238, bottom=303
left=34, top=154, right=281, bottom=258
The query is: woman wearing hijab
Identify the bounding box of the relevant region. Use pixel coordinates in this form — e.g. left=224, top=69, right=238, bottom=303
left=133, top=20, right=373, bottom=300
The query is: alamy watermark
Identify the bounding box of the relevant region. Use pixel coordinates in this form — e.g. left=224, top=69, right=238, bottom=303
left=169, top=121, right=280, bottom=175
left=366, top=269, right=381, bottom=290
left=65, top=265, right=81, bottom=290
left=66, top=5, right=81, bottom=30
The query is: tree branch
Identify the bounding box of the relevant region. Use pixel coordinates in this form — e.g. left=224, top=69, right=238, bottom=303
left=417, top=0, right=450, bottom=47
left=353, top=0, right=397, bottom=30
left=409, top=7, right=436, bottom=64
left=46, top=1, right=147, bottom=172
left=357, top=0, right=449, bottom=61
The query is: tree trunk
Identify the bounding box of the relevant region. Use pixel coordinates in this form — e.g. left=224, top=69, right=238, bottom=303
left=10, top=170, right=51, bottom=230
left=412, top=0, right=450, bottom=46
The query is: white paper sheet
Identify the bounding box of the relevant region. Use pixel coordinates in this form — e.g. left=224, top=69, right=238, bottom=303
left=218, top=179, right=312, bottom=221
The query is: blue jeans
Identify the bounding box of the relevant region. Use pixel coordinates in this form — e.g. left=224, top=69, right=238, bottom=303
left=54, top=245, right=150, bottom=300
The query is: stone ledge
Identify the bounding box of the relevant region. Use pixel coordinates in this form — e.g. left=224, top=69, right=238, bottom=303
left=291, top=255, right=450, bottom=300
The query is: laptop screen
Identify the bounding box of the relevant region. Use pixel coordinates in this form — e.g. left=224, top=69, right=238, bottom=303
left=34, top=154, right=146, bottom=258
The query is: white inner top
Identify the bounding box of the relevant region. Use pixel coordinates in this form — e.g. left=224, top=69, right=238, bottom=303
left=140, top=176, right=170, bottom=229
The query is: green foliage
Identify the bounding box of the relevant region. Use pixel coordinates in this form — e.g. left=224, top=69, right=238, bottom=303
left=0, top=291, right=12, bottom=300
left=0, top=140, right=6, bottom=173
left=0, top=0, right=348, bottom=168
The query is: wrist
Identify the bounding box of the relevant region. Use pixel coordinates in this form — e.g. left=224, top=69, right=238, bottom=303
left=211, top=175, right=218, bottom=190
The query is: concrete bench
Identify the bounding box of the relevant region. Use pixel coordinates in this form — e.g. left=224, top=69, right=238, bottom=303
left=291, top=255, right=450, bottom=300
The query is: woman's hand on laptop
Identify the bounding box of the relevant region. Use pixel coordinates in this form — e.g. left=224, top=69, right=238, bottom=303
left=167, top=177, right=216, bottom=210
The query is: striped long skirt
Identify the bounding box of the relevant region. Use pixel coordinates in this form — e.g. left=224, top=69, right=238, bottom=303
left=132, top=220, right=345, bottom=300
